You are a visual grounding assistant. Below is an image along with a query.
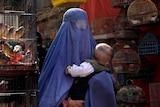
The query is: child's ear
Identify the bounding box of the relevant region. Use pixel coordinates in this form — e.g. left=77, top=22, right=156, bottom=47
left=104, top=62, right=110, bottom=67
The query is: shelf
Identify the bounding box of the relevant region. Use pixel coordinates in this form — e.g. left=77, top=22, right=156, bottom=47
left=0, top=10, right=35, bottom=16
left=0, top=64, right=37, bottom=76
left=93, top=33, right=114, bottom=40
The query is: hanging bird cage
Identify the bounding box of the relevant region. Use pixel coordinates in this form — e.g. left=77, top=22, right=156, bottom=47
left=127, top=56, right=153, bottom=79
left=52, top=0, right=87, bottom=7
left=127, top=0, right=158, bottom=26
left=138, top=33, right=159, bottom=55
left=112, top=45, right=141, bottom=74
left=116, top=79, right=146, bottom=106
left=111, top=0, right=133, bottom=8
left=113, top=8, right=133, bottom=32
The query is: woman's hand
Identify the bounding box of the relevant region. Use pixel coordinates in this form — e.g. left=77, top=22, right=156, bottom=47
left=67, top=97, right=84, bottom=107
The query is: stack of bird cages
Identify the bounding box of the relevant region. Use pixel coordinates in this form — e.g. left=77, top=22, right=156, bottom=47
left=127, top=0, right=159, bottom=26
left=0, top=0, right=38, bottom=107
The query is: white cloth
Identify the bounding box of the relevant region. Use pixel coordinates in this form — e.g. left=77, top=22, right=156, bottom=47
left=68, top=62, right=94, bottom=77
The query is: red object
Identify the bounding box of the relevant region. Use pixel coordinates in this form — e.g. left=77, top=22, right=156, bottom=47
left=129, top=64, right=135, bottom=69
left=80, top=0, right=120, bottom=22
left=13, top=54, right=23, bottom=61
left=8, top=61, right=16, bottom=64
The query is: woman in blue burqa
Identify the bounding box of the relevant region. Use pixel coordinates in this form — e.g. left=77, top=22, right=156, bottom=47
left=38, top=8, right=96, bottom=107
left=39, top=8, right=117, bottom=107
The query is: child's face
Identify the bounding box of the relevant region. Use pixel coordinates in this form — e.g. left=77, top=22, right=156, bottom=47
left=96, top=52, right=111, bottom=67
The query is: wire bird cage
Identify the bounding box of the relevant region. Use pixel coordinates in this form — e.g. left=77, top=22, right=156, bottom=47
left=138, top=33, right=159, bottom=55
left=116, top=79, right=146, bottom=106
left=127, top=56, right=153, bottom=79
left=127, top=0, right=159, bottom=26
left=111, top=0, right=133, bottom=8
left=112, top=45, right=141, bottom=74
left=0, top=0, right=38, bottom=107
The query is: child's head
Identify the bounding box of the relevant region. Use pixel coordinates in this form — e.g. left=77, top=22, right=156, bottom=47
left=93, top=43, right=113, bottom=67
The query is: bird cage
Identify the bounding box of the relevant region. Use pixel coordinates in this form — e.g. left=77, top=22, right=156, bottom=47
left=127, top=0, right=158, bottom=26
left=138, top=33, right=159, bottom=55
left=116, top=79, right=146, bottom=106
left=0, top=0, right=37, bottom=70
left=112, top=45, right=141, bottom=74
left=52, top=0, right=87, bottom=7
left=111, top=0, right=133, bottom=8
left=113, top=8, right=132, bottom=32
left=127, top=56, right=153, bottom=79
left=0, top=0, right=38, bottom=107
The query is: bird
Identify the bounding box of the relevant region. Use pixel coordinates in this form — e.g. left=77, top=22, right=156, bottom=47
left=13, top=45, right=22, bottom=52
left=4, top=26, right=16, bottom=39
left=2, top=42, right=16, bottom=58
left=19, top=48, right=32, bottom=64
left=14, top=26, right=25, bottom=39
left=0, top=52, right=10, bottom=64
left=0, top=23, right=8, bottom=38
left=130, top=19, right=141, bottom=25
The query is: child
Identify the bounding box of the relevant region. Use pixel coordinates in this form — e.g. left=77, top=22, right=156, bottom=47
left=64, top=43, right=114, bottom=107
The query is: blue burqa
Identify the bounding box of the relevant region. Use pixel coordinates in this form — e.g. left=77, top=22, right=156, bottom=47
left=38, top=8, right=96, bottom=107
left=84, top=71, right=117, bottom=107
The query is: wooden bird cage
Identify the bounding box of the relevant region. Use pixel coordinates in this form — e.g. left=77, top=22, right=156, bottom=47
left=52, top=0, right=87, bottom=7
left=113, top=8, right=133, bottom=32
left=127, top=0, right=158, bottom=26
left=111, top=0, right=133, bottom=8
left=112, top=45, right=141, bottom=74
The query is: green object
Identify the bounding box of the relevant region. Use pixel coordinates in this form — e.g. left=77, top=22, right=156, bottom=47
left=8, top=42, right=18, bottom=46
left=45, top=42, right=51, bottom=48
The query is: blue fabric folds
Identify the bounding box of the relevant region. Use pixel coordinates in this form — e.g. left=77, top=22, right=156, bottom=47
left=38, top=8, right=96, bottom=107
left=84, top=71, right=116, bottom=107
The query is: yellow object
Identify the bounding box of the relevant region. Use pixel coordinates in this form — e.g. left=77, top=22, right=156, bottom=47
left=52, top=0, right=87, bottom=7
